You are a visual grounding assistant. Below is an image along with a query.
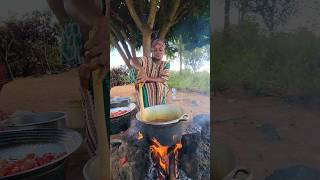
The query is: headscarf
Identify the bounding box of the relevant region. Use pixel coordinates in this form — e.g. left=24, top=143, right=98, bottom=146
left=151, top=39, right=165, bottom=49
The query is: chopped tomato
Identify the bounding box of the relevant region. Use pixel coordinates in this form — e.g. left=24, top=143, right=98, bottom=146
left=0, top=152, right=67, bottom=177
left=110, top=109, right=129, bottom=118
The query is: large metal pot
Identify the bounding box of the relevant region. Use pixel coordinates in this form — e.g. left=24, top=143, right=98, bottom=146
left=135, top=104, right=189, bottom=146
left=3, top=111, right=66, bottom=130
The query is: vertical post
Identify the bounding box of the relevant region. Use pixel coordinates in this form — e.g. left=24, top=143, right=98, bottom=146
left=92, top=69, right=109, bottom=180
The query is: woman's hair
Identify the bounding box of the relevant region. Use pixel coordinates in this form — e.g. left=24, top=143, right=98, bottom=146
left=151, top=39, right=165, bottom=49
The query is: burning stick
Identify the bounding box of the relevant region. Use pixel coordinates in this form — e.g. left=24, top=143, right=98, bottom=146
left=149, top=138, right=183, bottom=180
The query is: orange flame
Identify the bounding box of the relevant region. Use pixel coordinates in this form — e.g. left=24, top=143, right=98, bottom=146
left=173, top=143, right=182, bottom=154
left=149, top=137, right=183, bottom=175
left=138, top=131, right=143, bottom=140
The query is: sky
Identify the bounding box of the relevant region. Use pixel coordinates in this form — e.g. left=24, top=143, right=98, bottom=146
left=0, top=0, right=49, bottom=19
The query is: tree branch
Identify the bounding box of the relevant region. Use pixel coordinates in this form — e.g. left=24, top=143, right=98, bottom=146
left=111, top=9, right=137, bottom=45
left=147, top=0, right=157, bottom=29
left=138, top=0, right=145, bottom=17
left=130, top=43, right=136, bottom=58
left=119, top=30, right=133, bottom=60
left=110, top=22, right=132, bottom=60
left=110, top=9, right=138, bottom=58
left=125, top=0, right=144, bottom=32
left=168, top=0, right=181, bottom=23
left=159, top=0, right=181, bottom=39
left=110, top=34, right=131, bottom=68
left=173, top=6, right=189, bottom=25
left=159, top=0, right=167, bottom=26
left=174, top=2, right=189, bottom=21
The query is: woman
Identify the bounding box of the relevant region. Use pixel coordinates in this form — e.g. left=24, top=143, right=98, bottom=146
left=130, top=39, right=170, bottom=108
left=47, top=0, right=109, bottom=157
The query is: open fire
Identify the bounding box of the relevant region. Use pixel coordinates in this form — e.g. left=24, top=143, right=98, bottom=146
left=137, top=132, right=183, bottom=180
left=110, top=115, right=210, bottom=180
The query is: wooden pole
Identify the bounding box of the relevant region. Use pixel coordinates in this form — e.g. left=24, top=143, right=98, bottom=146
left=139, top=83, right=145, bottom=120
left=92, top=69, right=109, bottom=180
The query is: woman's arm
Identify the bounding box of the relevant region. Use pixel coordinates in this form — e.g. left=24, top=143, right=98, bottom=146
left=145, top=77, right=165, bottom=83
left=137, top=62, right=170, bottom=84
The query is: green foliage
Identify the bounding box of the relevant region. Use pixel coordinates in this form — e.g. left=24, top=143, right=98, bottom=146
left=168, top=70, right=210, bottom=94
left=110, top=0, right=210, bottom=63
left=110, top=65, right=131, bottom=86
left=183, top=45, right=209, bottom=72
left=0, top=10, right=63, bottom=77
left=212, top=22, right=320, bottom=98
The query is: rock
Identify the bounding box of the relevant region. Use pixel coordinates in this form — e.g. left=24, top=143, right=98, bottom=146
left=119, top=162, right=136, bottom=180
left=110, top=136, right=149, bottom=180
left=193, top=114, right=210, bottom=138
left=181, top=133, right=199, bottom=154
left=191, top=100, right=199, bottom=107
left=256, top=123, right=281, bottom=142
left=180, top=132, right=210, bottom=180
left=180, top=154, right=199, bottom=179
left=185, top=114, right=210, bottom=135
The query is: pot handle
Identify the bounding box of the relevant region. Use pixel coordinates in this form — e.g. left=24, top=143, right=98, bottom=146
left=178, top=114, right=189, bottom=121
left=222, top=166, right=253, bottom=180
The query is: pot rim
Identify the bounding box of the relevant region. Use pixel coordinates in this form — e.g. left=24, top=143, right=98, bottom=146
left=4, top=111, right=66, bottom=127
left=135, top=104, right=189, bottom=125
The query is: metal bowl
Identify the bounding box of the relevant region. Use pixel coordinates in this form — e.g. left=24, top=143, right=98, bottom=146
left=83, top=156, right=98, bottom=180
left=214, top=142, right=253, bottom=180
left=110, top=103, right=136, bottom=135
left=3, top=111, right=66, bottom=130
left=110, top=97, right=130, bottom=109
left=0, top=128, right=82, bottom=180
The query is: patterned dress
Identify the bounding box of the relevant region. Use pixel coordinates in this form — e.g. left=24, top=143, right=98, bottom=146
left=129, top=57, right=170, bottom=108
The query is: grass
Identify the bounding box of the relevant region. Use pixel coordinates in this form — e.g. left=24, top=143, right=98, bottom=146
left=168, top=69, right=210, bottom=94
left=212, top=22, right=320, bottom=100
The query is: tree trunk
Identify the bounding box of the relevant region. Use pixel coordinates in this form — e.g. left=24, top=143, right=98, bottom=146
left=5, top=41, right=14, bottom=79
left=238, top=6, right=241, bottom=23
left=142, top=31, right=152, bottom=58
left=44, top=44, right=52, bottom=73
left=224, top=0, right=231, bottom=33
left=179, top=38, right=183, bottom=74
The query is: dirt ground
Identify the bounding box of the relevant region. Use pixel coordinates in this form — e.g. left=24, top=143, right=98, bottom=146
left=1, top=68, right=319, bottom=180
left=213, top=92, right=320, bottom=179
